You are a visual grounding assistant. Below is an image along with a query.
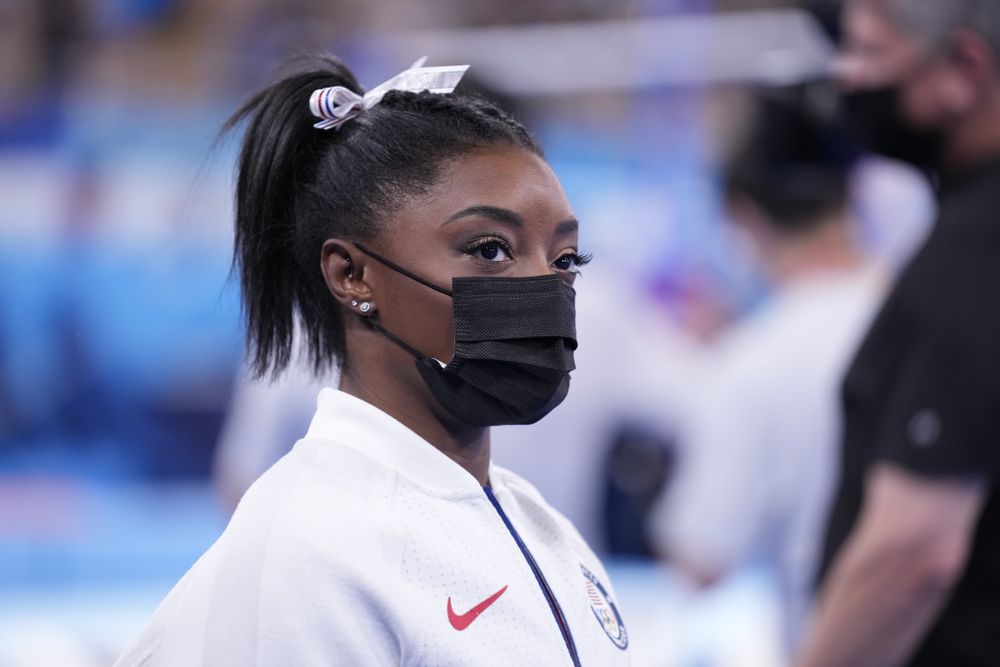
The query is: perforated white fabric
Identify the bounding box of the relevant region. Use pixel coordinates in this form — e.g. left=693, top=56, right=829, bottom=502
left=114, top=389, right=631, bottom=666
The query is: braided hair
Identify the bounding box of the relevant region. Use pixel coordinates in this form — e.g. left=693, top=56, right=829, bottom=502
left=223, top=54, right=541, bottom=378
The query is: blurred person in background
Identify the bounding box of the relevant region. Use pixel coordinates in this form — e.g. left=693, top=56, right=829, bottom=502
left=796, top=1, right=1000, bottom=665
left=116, top=54, right=630, bottom=666
left=649, top=85, right=885, bottom=653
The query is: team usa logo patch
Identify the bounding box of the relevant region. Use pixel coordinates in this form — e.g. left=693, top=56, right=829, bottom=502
left=581, top=564, right=628, bottom=650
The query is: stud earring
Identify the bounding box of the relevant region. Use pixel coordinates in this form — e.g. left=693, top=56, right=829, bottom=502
left=359, top=302, right=372, bottom=314
left=350, top=299, right=358, bottom=307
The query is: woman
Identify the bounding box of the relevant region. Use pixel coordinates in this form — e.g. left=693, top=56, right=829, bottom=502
left=116, top=54, right=630, bottom=666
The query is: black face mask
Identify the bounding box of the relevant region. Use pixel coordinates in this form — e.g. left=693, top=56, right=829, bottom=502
left=354, top=243, right=577, bottom=427
left=839, top=85, right=945, bottom=171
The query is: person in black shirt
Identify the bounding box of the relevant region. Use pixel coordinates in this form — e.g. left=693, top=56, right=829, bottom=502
left=796, top=1, right=1000, bottom=666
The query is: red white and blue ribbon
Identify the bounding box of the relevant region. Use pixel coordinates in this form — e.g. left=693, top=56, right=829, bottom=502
left=309, top=57, right=470, bottom=130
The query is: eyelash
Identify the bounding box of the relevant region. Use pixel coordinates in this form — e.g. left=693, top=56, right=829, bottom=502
left=558, top=251, right=593, bottom=271
left=462, top=236, right=593, bottom=272
left=463, top=235, right=514, bottom=261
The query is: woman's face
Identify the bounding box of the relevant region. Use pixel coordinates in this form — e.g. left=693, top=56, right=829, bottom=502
left=363, top=147, right=582, bottom=365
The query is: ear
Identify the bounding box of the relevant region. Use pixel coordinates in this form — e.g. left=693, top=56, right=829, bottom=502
left=943, top=29, right=997, bottom=116
left=321, top=239, right=375, bottom=313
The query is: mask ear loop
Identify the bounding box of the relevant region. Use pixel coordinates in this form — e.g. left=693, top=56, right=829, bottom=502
left=354, top=242, right=454, bottom=297
left=351, top=241, right=452, bottom=367
left=365, top=315, right=448, bottom=369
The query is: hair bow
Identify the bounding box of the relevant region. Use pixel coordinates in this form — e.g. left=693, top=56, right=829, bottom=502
left=309, top=56, right=470, bottom=130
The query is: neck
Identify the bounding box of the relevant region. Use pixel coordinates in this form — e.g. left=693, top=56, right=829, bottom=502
left=339, top=329, right=492, bottom=486
left=943, top=90, right=1000, bottom=170
left=766, top=212, right=868, bottom=285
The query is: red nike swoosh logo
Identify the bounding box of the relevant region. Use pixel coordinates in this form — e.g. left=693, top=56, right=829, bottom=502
left=447, top=585, right=509, bottom=631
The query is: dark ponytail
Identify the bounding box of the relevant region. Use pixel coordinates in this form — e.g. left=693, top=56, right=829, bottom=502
left=223, top=55, right=360, bottom=379
left=223, top=53, right=540, bottom=379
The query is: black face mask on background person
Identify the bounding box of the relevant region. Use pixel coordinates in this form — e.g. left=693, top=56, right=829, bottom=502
left=353, top=243, right=577, bottom=427
left=839, top=85, right=946, bottom=171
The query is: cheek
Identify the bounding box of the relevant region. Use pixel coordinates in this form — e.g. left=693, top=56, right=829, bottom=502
left=422, top=295, right=456, bottom=362
left=381, top=279, right=456, bottom=361
left=939, top=74, right=979, bottom=119
left=902, top=74, right=954, bottom=126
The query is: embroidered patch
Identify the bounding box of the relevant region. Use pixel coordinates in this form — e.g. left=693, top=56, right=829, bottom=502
left=581, top=564, right=628, bottom=650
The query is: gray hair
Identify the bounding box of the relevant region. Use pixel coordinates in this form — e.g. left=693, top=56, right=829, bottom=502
left=873, top=0, right=1000, bottom=58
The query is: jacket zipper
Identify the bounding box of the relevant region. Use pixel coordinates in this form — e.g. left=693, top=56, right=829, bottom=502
left=484, top=485, right=581, bottom=667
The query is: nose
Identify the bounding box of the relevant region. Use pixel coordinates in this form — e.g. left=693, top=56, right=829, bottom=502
left=516, top=249, right=561, bottom=280
left=521, top=258, right=556, bottom=278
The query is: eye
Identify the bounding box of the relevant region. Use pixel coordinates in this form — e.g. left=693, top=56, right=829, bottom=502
left=464, top=237, right=514, bottom=263
left=477, top=241, right=509, bottom=261
left=554, top=251, right=593, bottom=273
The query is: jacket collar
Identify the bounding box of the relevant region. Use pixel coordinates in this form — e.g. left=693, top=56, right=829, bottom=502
left=304, top=388, right=490, bottom=494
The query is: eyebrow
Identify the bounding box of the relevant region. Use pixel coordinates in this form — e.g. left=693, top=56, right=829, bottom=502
left=444, top=205, right=524, bottom=227
left=555, top=219, right=579, bottom=236
left=444, top=205, right=580, bottom=236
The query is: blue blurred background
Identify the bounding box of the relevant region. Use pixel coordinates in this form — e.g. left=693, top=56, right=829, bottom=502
left=0, top=0, right=935, bottom=665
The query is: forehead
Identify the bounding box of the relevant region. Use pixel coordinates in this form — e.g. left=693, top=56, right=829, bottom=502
left=844, top=1, right=920, bottom=50
left=420, top=148, right=573, bottom=222
left=841, top=1, right=924, bottom=81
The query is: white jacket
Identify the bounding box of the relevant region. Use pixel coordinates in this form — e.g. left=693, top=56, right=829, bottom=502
left=116, top=388, right=631, bottom=666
